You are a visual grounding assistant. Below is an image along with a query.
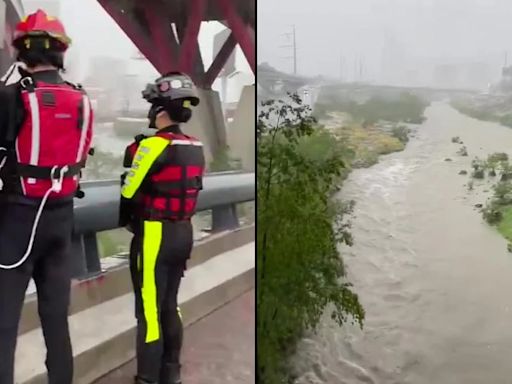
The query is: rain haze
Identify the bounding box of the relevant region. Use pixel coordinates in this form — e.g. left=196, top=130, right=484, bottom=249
left=22, top=0, right=253, bottom=102
left=258, top=1, right=512, bottom=384
left=258, top=0, right=512, bottom=89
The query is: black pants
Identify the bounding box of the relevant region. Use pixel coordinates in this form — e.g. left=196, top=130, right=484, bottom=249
left=0, top=201, right=74, bottom=384
left=129, top=219, right=193, bottom=383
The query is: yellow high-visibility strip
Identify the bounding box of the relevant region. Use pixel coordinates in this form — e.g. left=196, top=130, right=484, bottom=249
left=121, top=136, right=168, bottom=199
left=177, top=306, right=182, bottom=321
left=142, top=220, right=162, bottom=343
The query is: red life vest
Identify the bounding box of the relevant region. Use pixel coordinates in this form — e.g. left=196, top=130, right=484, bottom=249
left=14, top=77, right=93, bottom=198
left=126, top=131, right=205, bottom=221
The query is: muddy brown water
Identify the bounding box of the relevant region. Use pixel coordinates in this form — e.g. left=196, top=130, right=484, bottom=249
left=293, top=102, right=512, bottom=384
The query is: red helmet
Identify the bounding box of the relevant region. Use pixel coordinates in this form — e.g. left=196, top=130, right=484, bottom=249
left=13, top=9, right=71, bottom=50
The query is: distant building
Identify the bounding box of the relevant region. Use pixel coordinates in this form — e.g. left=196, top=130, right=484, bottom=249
left=463, top=62, right=491, bottom=90
left=433, top=64, right=459, bottom=88
left=380, top=34, right=407, bottom=86
left=82, top=56, right=127, bottom=116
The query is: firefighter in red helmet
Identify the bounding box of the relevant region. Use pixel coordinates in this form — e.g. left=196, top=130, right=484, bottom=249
left=120, top=72, right=205, bottom=384
left=0, top=9, right=93, bottom=384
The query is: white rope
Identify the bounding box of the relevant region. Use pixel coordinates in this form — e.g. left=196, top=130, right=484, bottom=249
left=0, top=147, right=7, bottom=191
left=0, top=165, right=68, bottom=270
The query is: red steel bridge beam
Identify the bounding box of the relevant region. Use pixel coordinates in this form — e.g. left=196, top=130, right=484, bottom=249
left=178, top=0, right=206, bottom=74
left=215, top=0, right=255, bottom=74
left=203, top=32, right=237, bottom=87
left=99, top=0, right=254, bottom=87
left=142, top=0, right=177, bottom=73
left=97, top=0, right=158, bottom=66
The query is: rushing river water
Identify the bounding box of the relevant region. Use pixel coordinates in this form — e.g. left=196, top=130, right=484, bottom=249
left=293, top=102, right=512, bottom=384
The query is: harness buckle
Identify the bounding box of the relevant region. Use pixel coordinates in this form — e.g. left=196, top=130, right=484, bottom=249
left=20, top=76, right=34, bottom=90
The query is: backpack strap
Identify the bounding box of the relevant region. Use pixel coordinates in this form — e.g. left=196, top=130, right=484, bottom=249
left=19, top=76, right=36, bottom=93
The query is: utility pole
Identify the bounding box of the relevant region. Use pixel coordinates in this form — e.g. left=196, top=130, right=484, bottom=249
left=281, top=25, right=297, bottom=74
left=359, top=57, right=363, bottom=81
left=353, top=56, right=358, bottom=82
left=339, top=52, right=344, bottom=81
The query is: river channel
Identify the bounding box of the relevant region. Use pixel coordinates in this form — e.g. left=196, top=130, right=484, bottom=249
left=293, top=102, right=512, bottom=384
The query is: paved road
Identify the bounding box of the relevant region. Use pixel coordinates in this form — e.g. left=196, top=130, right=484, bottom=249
left=93, top=290, right=255, bottom=384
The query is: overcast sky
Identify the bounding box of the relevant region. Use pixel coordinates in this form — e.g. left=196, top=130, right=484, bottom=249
left=258, top=0, right=512, bottom=86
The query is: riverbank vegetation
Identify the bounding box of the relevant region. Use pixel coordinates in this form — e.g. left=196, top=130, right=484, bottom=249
left=313, top=90, right=428, bottom=125
left=328, top=117, right=407, bottom=168
left=461, top=149, right=512, bottom=246
left=257, top=94, right=364, bottom=383
left=312, top=89, right=428, bottom=168
left=451, top=99, right=512, bottom=128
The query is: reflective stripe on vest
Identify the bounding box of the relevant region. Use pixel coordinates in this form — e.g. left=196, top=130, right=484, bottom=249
left=131, top=132, right=205, bottom=221
left=76, top=94, right=91, bottom=162
left=26, top=91, right=40, bottom=184
left=121, top=136, right=169, bottom=199
left=169, top=139, right=203, bottom=146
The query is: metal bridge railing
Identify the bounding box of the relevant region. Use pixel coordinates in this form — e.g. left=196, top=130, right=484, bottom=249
left=71, top=172, right=255, bottom=279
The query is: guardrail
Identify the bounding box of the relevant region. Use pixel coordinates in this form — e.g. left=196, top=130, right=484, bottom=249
left=71, top=172, right=255, bottom=279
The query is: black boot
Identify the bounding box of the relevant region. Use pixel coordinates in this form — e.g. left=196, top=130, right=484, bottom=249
left=134, top=375, right=158, bottom=384
left=160, top=363, right=182, bottom=384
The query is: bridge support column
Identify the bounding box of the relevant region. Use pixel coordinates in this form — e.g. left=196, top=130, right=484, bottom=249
left=212, top=204, right=240, bottom=232
left=183, top=88, right=227, bottom=166
left=227, top=85, right=255, bottom=171
left=71, top=233, right=102, bottom=280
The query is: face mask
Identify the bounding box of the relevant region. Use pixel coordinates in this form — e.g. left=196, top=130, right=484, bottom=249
left=148, top=105, right=164, bottom=129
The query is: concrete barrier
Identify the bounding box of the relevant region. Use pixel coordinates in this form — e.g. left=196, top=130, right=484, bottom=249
left=227, top=85, right=255, bottom=171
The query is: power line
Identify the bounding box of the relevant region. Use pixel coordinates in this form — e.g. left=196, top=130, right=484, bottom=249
left=339, top=52, right=344, bottom=81
left=281, top=25, right=297, bottom=75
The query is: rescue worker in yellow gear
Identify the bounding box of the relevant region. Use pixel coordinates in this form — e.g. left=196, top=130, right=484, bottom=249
left=119, top=72, right=205, bottom=384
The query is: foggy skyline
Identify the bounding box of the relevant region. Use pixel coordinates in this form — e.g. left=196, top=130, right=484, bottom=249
left=258, top=0, right=512, bottom=88
left=21, top=0, right=253, bottom=101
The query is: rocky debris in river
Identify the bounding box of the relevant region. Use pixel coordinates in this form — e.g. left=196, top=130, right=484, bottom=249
left=472, top=169, right=485, bottom=179
left=457, top=146, right=468, bottom=156
left=459, top=170, right=468, bottom=175
left=508, top=243, right=512, bottom=253
left=445, top=158, right=453, bottom=162
left=489, top=169, right=497, bottom=177
left=501, top=172, right=512, bottom=181
left=451, top=136, right=461, bottom=143
left=475, top=203, right=483, bottom=208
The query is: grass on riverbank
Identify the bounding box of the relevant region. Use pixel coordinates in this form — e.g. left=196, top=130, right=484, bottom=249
left=497, top=207, right=512, bottom=242
left=451, top=100, right=512, bottom=129
left=312, top=88, right=427, bottom=168
left=331, top=121, right=406, bottom=168
left=463, top=151, right=512, bottom=248
left=313, top=90, right=428, bottom=125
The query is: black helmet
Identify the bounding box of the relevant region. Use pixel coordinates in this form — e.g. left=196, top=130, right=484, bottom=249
left=142, top=72, right=200, bottom=107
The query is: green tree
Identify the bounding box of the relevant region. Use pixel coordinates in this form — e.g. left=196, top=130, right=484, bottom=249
left=257, top=94, right=364, bottom=383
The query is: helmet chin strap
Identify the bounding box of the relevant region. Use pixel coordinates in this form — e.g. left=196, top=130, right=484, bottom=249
left=148, top=105, right=165, bottom=129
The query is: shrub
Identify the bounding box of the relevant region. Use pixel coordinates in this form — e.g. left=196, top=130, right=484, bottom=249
left=257, top=94, right=364, bottom=383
